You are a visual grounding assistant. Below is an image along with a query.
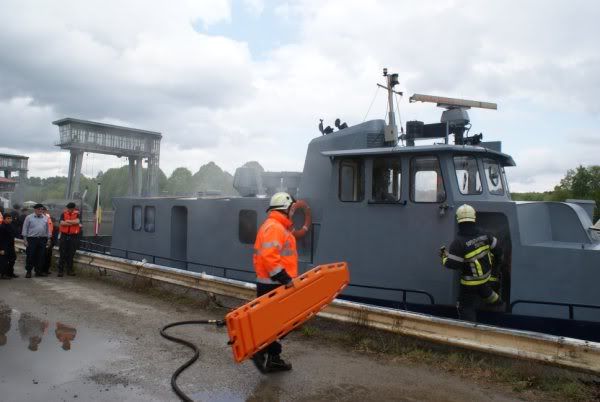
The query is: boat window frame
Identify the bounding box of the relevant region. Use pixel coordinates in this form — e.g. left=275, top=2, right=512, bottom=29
left=132, top=205, right=142, bottom=231
left=144, top=205, right=156, bottom=232
left=370, top=157, right=402, bottom=203
left=452, top=155, right=483, bottom=195
left=338, top=158, right=365, bottom=202
left=483, top=158, right=505, bottom=195
left=410, top=155, right=447, bottom=203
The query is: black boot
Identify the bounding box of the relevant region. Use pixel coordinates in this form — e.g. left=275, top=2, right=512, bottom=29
left=251, top=351, right=268, bottom=374
left=266, top=354, right=292, bottom=372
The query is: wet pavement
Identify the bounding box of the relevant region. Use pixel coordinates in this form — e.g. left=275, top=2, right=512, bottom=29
left=0, top=258, right=527, bottom=401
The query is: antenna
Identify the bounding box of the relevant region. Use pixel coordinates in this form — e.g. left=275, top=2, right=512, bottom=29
left=409, top=93, right=497, bottom=145
left=409, top=94, right=497, bottom=110
left=377, top=68, right=403, bottom=146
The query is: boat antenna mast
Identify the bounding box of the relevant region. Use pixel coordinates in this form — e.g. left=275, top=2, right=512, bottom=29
left=378, top=68, right=403, bottom=146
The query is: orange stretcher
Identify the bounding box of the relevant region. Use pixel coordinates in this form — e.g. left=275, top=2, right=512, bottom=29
left=225, top=262, right=349, bottom=363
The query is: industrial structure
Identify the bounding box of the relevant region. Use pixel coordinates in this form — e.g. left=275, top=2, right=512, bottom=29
left=53, top=118, right=162, bottom=198
left=0, top=153, right=28, bottom=205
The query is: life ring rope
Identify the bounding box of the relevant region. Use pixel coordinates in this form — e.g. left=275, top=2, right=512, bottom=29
left=290, top=200, right=312, bottom=238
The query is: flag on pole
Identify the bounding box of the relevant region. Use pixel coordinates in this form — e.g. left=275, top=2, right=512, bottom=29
left=93, top=182, right=102, bottom=236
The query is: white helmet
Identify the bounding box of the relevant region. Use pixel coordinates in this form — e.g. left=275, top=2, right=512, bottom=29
left=456, top=204, right=476, bottom=223
left=268, top=192, right=295, bottom=212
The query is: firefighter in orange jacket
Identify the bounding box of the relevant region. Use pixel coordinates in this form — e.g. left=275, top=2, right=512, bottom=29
left=251, top=192, right=297, bottom=373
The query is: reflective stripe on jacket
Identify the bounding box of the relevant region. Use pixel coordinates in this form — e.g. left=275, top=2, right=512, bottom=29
left=253, top=211, right=298, bottom=284
left=59, top=210, right=81, bottom=235
left=442, top=230, right=499, bottom=286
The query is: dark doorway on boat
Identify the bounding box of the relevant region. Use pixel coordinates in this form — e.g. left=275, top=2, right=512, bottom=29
left=171, top=206, right=188, bottom=265
left=478, top=212, right=512, bottom=307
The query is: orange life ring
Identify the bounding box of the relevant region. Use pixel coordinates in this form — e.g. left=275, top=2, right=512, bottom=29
left=289, top=199, right=312, bottom=238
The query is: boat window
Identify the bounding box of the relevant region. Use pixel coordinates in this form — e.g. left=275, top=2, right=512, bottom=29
left=144, top=206, right=156, bottom=232
left=371, top=158, right=401, bottom=202
left=339, top=159, right=364, bottom=202
left=239, top=209, right=257, bottom=244
left=483, top=159, right=504, bottom=195
left=411, top=156, right=446, bottom=203
left=453, top=156, right=482, bottom=195
left=132, top=205, right=142, bottom=231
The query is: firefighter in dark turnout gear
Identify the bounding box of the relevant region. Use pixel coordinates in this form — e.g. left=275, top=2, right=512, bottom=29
left=441, top=204, right=502, bottom=322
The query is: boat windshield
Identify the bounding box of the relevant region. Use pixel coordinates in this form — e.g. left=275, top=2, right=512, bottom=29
left=453, top=156, right=482, bottom=195
left=483, top=158, right=504, bottom=195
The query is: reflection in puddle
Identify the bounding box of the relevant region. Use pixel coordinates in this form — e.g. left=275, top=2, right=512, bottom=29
left=0, top=302, right=116, bottom=392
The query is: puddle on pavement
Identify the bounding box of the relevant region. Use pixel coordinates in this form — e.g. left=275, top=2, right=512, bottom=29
left=0, top=302, right=118, bottom=389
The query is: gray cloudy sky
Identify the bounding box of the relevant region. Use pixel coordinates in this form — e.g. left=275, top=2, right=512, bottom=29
left=0, top=0, right=599, bottom=191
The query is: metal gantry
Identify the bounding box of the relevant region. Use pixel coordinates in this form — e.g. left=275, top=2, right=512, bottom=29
left=53, top=118, right=162, bottom=198
left=0, top=153, right=28, bottom=205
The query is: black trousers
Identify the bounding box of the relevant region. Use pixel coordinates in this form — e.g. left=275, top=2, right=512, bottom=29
left=25, top=237, right=46, bottom=274
left=58, top=235, right=79, bottom=273
left=43, top=246, right=53, bottom=273
left=458, top=283, right=500, bottom=322
left=6, top=253, right=15, bottom=276
left=256, top=282, right=283, bottom=356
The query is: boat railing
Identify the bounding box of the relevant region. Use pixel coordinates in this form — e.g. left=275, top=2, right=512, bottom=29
left=509, top=299, right=600, bottom=320
left=346, top=283, right=435, bottom=308
left=78, top=239, right=251, bottom=278
left=78, top=239, right=437, bottom=308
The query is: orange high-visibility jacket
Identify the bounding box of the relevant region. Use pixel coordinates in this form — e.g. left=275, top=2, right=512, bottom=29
left=253, top=211, right=298, bottom=284
left=45, top=213, right=53, bottom=234
left=59, top=209, right=81, bottom=235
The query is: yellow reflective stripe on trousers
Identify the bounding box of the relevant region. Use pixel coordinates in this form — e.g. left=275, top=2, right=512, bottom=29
left=483, top=291, right=499, bottom=304
left=442, top=256, right=448, bottom=265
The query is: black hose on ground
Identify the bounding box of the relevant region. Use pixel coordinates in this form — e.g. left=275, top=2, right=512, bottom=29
left=160, top=319, right=226, bottom=402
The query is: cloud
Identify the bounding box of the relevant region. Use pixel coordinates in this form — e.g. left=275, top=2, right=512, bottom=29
left=0, top=0, right=599, bottom=193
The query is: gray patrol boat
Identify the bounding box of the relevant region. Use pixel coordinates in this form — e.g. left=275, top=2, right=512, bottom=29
left=108, top=69, right=600, bottom=340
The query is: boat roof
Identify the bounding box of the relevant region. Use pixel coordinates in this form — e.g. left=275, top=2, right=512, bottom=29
left=322, top=144, right=516, bottom=166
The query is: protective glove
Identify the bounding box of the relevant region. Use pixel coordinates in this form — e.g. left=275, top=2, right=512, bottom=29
left=439, top=246, right=447, bottom=258
left=271, top=270, right=293, bottom=286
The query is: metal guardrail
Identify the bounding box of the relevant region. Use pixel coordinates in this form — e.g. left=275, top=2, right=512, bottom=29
left=60, top=247, right=600, bottom=374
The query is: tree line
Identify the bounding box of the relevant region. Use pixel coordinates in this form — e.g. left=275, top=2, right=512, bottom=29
left=23, top=163, right=599, bottom=221
left=511, top=165, right=600, bottom=221
left=23, top=161, right=263, bottom=210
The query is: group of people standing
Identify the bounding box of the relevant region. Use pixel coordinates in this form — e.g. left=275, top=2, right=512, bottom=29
left=0, top=202, right=81, bottom=279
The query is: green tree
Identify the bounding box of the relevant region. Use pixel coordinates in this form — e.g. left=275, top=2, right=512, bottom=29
left=166, top=167, right=193, bottom=195
left=241, top=161, right=265, bottom=173
left=552, top=165, right=600, bottom=220
left=192, top=162, right=236, bottom=195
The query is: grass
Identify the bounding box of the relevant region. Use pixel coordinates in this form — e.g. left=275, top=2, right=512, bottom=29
left=299, top=319, right=600, bottom=401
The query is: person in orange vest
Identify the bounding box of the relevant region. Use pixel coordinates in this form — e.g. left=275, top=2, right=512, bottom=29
left=55, top=322, right=77, bottom=351
left=57, top=202, right=80, bottom=277
left=251, top=192, right=297, bottom=373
